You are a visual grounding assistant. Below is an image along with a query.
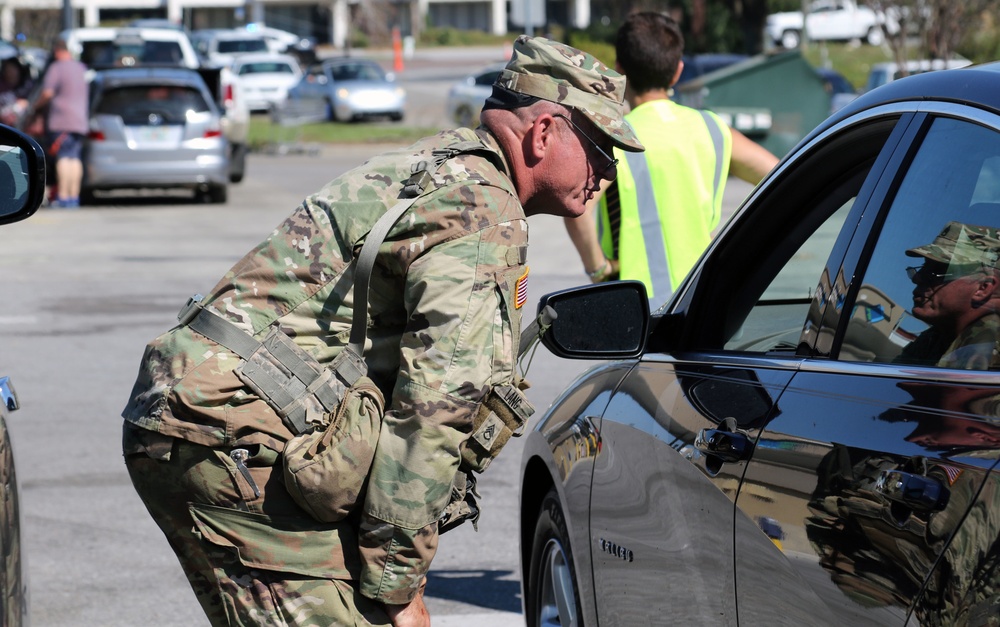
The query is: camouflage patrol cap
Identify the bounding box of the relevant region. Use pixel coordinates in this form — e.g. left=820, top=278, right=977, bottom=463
left=906, top=221, right=1000, bottom=270
left=496, top=35, right=644, bottom=153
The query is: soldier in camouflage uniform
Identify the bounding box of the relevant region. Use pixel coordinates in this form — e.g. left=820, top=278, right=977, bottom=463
left=121, top=35, right=643, bottom=627
left=897, top=221, right=1000, bottom=369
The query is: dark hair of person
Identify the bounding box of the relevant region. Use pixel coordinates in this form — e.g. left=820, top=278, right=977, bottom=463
left=615, top=12, right=684, bottom=94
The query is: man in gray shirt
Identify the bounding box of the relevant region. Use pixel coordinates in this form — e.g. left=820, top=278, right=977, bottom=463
left=34, top=36, right=88, bottom=209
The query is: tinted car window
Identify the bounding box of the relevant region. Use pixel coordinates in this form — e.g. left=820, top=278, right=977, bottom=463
left=217, top=39, right=268, bottom=54
left=671, top=117, right=901, bottom=354
left=95, top=85, right=210, bottom=124
left=329, top=62, right=384, bottom=81
left=841, top=116, right=1000, bottom=368
left=237, top=62, right=295, bottom=76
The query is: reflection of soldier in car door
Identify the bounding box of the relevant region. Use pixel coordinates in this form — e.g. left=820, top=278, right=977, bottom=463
left=804, top=383, right=1000, bottom=623
left=895, top=221, right=1000, bottom=369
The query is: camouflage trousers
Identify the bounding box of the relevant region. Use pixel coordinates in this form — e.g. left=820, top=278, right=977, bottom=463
left=122, top=422, right=392, bottom=627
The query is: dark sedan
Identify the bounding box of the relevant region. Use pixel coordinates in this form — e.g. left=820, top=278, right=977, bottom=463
left=519, top=62, right=1000, bottom=626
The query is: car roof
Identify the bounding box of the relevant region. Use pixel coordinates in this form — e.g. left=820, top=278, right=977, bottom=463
left=817, top=62, right=1000, bottom=136
left=63, top=26, right=191, bottom=42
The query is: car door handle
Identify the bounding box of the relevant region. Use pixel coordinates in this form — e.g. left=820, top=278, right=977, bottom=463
left=874, top=470, right=949, bottom=513
left=694, top=426, right=753, bottom=463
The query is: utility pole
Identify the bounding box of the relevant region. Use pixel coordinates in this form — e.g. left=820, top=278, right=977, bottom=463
left=62, top=0, right=74, bottom=31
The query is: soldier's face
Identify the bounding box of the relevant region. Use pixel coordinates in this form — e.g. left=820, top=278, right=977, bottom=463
left=531, top=113, right=613, bottom=218
left=910, top=261, right=981, bottom=326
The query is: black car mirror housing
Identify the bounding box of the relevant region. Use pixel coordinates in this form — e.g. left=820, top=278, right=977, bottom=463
left=537, top=281, right=649, bottom=360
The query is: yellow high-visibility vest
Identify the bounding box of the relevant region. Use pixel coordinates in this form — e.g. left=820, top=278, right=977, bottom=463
left=598, top=100, right=731, bottom=305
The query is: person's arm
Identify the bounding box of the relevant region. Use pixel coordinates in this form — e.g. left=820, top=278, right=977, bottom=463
left=357, top=188, right=529, bottom=616
left=728, top=128, right=779, bottom=184
left=563, top=177, right=616, bottom=282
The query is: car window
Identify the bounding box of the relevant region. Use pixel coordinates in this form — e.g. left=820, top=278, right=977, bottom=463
left=665, top=117, right=901, bottom=355
left=238, top=62, right=295, bottom=76
left=329, top=63, right=384, bottom=81
left=474, top=70, right=501, bottom=86
left=840, top=116, right=1000, bottom=369
left=217, top=39, right=268, bottom=54
left=89, top=41, right=184, bottom=67
left=95, top=85, right=210, bottom=124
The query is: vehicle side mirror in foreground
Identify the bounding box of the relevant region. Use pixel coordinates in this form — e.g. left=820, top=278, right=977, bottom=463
left=537, top=281, right=649, bottom=360
left=0, top=124, right=45, bottom=226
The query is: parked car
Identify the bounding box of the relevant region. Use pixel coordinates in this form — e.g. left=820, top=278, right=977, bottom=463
left=280, top=57, right=405, bottom=123
left=229, top=52, right=302, bottom=113
left=519, top=61, right=1000, bottom=626
left=0, top=123, right=47, bottom=626
left=82, top=67, right=229, bottom=203
left=766, top=0, right=900, bottom=49
left=191, top=29, right=269, bottom=67
left=61, top=26, right=200, bottom=70
left=445, top=61, right=504, bottom=128
left=676, top=53, right=748, bottom=86
left=863, top=58, right=972, bottom=93
left=61, top=27, right=249, bottom=186
left=815, top=66, right=858, bottom=114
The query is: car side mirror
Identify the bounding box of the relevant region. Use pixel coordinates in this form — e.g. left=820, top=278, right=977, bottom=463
left=537, top=281, right=649, bottom=359
left=0, top=124, right=46, bottom=226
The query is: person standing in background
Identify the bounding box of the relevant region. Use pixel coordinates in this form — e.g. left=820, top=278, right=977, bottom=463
left=565, top=11, right=779, bottom=307
left=32, top=37, right=88, bottom=209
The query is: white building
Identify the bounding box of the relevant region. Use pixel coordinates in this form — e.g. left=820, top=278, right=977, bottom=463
left=3, top=0, right=592, bottom=50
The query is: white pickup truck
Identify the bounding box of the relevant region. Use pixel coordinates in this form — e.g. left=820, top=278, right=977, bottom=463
left=766, top=0, right=900, bottom=49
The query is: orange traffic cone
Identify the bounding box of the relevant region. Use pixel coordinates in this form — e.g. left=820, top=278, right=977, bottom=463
left=392, top=27, right=404, bottom=73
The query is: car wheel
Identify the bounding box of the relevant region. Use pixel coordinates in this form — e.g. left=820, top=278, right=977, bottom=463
left=389, top=111, right=404, bottom=122
left=79, top=188, right=96, bottom=206
left=866, top=26, right=885, bottom=46
left=781, top=29, right=801, bottom=49
left=228, top=143, right=247, bottom=184
left=201, top=184, right=227, bottom=204
left=526, top=489, right=581, bottom=627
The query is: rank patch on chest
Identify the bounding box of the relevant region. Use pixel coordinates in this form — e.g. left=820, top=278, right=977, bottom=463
left=515, top=267, right=529, bottom=309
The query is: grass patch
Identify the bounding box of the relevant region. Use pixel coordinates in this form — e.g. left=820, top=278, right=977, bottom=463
left=248, top=116, right=442, bottom=150
left=800, top=42, right=897, bottom=89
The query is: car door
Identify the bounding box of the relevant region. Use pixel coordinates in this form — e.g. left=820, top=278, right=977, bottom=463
left=280, top=62, right=328, bottom=124
left=735, top=107, right=1000, bottom=624
left=588, top=105, right=909, bottom=625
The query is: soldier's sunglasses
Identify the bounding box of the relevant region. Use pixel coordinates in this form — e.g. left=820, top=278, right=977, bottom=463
left=553, top=113, right=618, bottom=180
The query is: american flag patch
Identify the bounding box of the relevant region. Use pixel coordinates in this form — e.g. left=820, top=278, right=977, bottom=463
left=514, top=267, right=529, bottom=309
left=936, top=463, right=963, bottom=486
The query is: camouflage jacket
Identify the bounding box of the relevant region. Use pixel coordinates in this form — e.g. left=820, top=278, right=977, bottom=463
left=897, top=312, right=1000, bottom=370
left=121, top=127, right=528, bottom=604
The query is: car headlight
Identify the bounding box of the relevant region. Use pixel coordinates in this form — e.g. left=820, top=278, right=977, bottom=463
left=337, top=88, right=349, bottom=99
left=394, top=87, right=405, bottom=97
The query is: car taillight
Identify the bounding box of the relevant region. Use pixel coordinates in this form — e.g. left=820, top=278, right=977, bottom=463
left=88, top=130, right=105, bottom=141
left=224, top=83, right=234, bottom=108
left=204, top=129, right=222, bottom=138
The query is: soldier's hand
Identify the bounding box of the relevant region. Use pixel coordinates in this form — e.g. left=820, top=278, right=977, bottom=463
left=385, top=580, right=430, bottom=627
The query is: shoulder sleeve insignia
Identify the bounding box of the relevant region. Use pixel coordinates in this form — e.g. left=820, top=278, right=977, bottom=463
left=515, top=266, right=529, bottom=309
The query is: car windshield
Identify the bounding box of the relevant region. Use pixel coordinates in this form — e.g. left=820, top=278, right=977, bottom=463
left=95, top=85, right=209, bottom=124
left=217, top=39, right=268, bottom=54
left=329, top=62, right=384, bottom=81
left=238, top=62, right=295, bottom=76
left=83, top=40, right=184, bottom=66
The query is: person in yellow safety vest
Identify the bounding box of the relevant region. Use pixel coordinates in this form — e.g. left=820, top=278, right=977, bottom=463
left=564, top=11, right=779, bottom=307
